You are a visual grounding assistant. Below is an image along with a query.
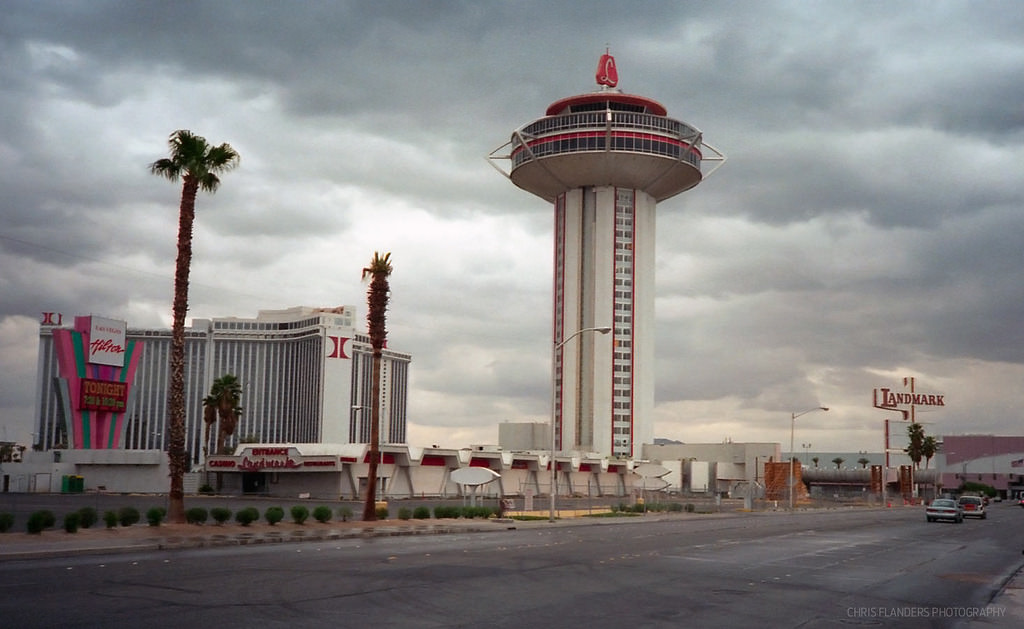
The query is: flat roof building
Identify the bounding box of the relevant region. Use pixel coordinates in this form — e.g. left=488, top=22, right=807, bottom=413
left=33, top=306, right=411, bottom=466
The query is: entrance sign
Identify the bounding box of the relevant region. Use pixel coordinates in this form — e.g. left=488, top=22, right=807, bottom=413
left=872, top=376, right=945, bottom=422
left=872, top=377, right=947, bottom=469
left=88, top=316, right=127, bottom=367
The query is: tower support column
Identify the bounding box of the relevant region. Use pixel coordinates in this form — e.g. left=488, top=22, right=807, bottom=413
left=554, top=186, right=655, bottom=457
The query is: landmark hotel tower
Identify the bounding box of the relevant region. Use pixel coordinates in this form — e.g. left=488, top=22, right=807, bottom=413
left=491, top=52, right=723, bottom=458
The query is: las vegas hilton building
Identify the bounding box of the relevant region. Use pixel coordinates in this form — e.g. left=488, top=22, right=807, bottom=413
left=34, top=306, right=410, bottom=462
left=490, top=52, right=724, bottom=458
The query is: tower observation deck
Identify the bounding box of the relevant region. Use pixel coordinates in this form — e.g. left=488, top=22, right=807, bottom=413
left=489, top=53, right=724, bottom=458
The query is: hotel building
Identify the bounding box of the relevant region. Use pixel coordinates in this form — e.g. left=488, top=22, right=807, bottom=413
left=33, top=306, right=410, bottom=465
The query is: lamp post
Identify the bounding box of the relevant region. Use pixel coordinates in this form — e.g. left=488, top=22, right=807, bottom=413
left=550, top=325, right=612, bottom=523
left=790, top=406, right=829, bottom=510
left=802, top=442, right=812, bottom=466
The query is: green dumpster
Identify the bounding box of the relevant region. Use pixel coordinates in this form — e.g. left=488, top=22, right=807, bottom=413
left=61, top=475, right=71, bottom=493
left=72, top=475, right=84, bottom=493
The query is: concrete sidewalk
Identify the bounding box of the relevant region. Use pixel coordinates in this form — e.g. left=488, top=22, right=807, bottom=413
left=969, top=568, right=1024, bottom=628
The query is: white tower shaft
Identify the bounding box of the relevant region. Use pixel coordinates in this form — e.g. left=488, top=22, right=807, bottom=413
left=554, top=187, right=655, bottom=457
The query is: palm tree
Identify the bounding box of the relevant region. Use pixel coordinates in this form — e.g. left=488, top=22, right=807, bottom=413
left=202, top=374, right=243, bottom=456
left=150, top=130, right=239, bottom=523
left=812, top=456, right=819, bottom=468
left=921, top=435, right=939, bottom=469
left=361, top=252, right=393, bottom=522
left=904, top=422, right=925, bottom=469
left=832, top=457, right=845, bottom=470
left=858, top=457, right=870, bottom=469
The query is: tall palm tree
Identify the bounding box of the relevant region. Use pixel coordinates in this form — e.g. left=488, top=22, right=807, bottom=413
left=921, top=435, right=939, bottom=469
left=904, top=422, right=925, bottom=470
left=362, top=251, right=392, bottom=522
left=150, top=130, right=239, bottom=523
left=202, top=374, right=243, bottom=456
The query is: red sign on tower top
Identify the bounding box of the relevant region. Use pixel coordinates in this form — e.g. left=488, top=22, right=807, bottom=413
left=596, top=51, right=618, bottom=87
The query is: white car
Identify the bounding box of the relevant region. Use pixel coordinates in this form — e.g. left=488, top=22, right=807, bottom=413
left=957, top=495, right=987, bottom=519
left=926, top=498, right=963, bottom=523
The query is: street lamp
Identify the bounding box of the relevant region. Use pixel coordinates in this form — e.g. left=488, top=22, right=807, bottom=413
left=790, top=406, right=829, bottom=510
left=802, top=442, right=812, bottom=466
left=550, top=325, right=612, bottom=522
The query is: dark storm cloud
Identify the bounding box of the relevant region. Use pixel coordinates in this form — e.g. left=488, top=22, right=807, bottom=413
left=1, top=0, right=1023, bottom=448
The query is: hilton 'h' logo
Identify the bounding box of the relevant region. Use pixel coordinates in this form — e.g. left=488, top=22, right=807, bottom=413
left=41, top=312, right=63, bottom=326
left=327, top=336, right=350, bottom=359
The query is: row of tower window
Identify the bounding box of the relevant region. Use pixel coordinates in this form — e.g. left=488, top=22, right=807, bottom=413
left=520, top=111, right=699, bottom=141
left=214, top=318, right=319, bottom=331
left=514, top=134, right=700, bottom=169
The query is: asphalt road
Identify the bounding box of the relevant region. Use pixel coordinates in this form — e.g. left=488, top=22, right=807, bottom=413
left=1, top=504, right=1022, bottom=628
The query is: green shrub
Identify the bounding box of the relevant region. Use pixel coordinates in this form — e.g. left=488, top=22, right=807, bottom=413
left=63, top=512, right=81, bottom=533
left=462, top=506, right=493, bottom=519
left=146, top=507, right=166, bottom=527
left=413, top=506, right=431, bottom=520
left=433, top=505, right=458, bottom=519
left=290, top=505, right=309, bottom=525
left=0, top=512, right=14, bottom=533
left=77, top=506, right=98, bottom=529
left=40, top=510, right=57, bottom=528
left=198, top=483, right=215, bottom=495
left=186, top=507, right=209, bottom=525
left=397, top=507, right=412, bottom=521
left=338, top=506, right=354, bottom=522
left=210, top=507, right=232, bottom=525
left=265, top=506, right=285, bottom=525
left=235, top=507, right=259, bottom=526
left=118, top=507, right=141, bottom=527
left=312, top=505, right=332, bottom=523
left=27, top=511, right=53, bottom=534
left=103, top=510, right=118, bottom=528
left=668, top=502, right=684, bottom=512
left=684, top=503, right=695, bottom=513
left=375, top=506, right=389, bottom=520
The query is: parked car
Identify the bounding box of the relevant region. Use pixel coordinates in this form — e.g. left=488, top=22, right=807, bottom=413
left=926, top=498, right=963, bottom=523
left=957, top=495, right=987, bottom=519
left=1018, top=496, right=1024, bottom=508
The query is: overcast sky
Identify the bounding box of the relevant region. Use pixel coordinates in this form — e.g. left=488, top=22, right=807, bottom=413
left=2, top=1, right=1022, bottom=455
